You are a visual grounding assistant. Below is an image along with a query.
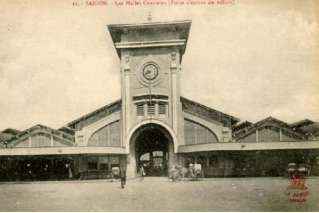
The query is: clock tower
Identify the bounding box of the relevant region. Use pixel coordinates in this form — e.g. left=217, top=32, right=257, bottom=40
left=108, top=20, right=191, bottom=176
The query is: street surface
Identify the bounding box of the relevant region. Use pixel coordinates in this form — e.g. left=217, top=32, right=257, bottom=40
left=0, top=177, right=318, bottom=211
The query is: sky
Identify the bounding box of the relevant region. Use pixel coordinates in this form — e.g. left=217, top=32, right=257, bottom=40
left=0, top=0, right=318, bottom=131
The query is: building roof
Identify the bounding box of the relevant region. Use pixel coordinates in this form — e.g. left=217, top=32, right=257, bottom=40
left=290, top=119, right=315, bottom=129
left=298, top=123, right=319, bottom=139
left=6, top=124, right=75, bottom=145
left=58, top=126, right=75, bottom=136
left=180, top=96, right=240, bottom=127
left=64, top=97, right=240, bottom=131
left=1, top=128, right=21, bottom=135
left=66, top=99, right=121, bottom=130
left=233, top=116, right=306, bottom=141
left=232, top=121, right=253, bottom=133
left=107, top=20, right=192, bottom=57
left=0, top=128, right=21, bottom=145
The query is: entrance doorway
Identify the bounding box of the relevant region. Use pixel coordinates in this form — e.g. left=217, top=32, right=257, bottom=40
left=131, top=124, right=173, bottom=177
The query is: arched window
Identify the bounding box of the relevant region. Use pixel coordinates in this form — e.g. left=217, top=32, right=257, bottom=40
left=88, top=121, right=120, bottom=147
left=184, top=119, right=218, bottom=145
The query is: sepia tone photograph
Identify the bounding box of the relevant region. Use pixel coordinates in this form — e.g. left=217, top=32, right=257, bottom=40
left=0, top=0, right=318, bottom=211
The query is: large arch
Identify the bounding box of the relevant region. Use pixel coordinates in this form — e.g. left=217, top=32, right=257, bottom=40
left=126, top=121, right=177, bottom=177
left=126, top=119, right=178, bottom=153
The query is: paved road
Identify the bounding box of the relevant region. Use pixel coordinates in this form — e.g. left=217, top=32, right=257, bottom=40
left=0, top=177, right=318, bottom=211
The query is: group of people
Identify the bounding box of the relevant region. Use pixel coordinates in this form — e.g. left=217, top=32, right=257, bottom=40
left=120, top=163, right=203, bottom=188
left=0, top=161, right=74, bottom=181
left=169, top=163, right=203, bottom=181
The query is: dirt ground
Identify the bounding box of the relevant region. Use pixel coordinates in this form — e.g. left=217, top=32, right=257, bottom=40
left=0, top=177, right=318, bottom=211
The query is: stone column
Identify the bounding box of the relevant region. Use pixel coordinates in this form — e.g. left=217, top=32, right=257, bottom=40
left=122, top=54, right=131, bottom=151
left=168, top=141, right=177, bottom=168
left=126, top=139, right=137, bottom=178
left=170, top=52, right=179, bottom=134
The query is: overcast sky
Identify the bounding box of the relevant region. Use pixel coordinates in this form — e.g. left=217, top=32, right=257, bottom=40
left=0, top=0, right=318, bottom=131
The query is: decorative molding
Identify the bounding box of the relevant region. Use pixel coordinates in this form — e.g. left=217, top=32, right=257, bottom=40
left=115, top=39, right=186, bottom=49
left=0, top=146, right=126, bottom=156
left=170, top=52, right=177, bottom=69
left=123, top=54, right=130, bottom=72
left=178, top=140, right=319, bottom=153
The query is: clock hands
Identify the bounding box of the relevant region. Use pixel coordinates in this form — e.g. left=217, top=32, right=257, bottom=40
left=145, top=69, right=152, bottom=76
left=143, top=63, right=158, bottom=81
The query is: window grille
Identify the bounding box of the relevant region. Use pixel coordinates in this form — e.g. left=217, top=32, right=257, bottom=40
left=136, top=104, right=144, bottom=116
left=158, top=102, right=167, bottom=115
left=147, top=102, right=155, bottom=115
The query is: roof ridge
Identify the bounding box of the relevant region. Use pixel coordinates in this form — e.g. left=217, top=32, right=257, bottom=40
left=66, top=99, right=121, bottom=128
left=180, top=96, right=240, bottom=122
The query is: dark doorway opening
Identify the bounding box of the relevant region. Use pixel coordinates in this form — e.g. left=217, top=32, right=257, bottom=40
left=134, top=124, right=172, bottom=177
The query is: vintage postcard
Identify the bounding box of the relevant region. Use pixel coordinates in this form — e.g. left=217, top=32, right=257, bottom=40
left=0, top=0, right=318, bottom=211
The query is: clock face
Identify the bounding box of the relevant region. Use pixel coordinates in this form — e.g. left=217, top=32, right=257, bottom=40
left=143, top=64, right=159, bottom=81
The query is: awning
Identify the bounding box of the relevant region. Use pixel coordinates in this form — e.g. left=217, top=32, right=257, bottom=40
left=0, top=146, right=126, bottom=156
left=178, top=141, right=319, bottom=153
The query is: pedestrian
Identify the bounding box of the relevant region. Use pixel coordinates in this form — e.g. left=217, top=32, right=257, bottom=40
left=119, top=167, right=126, bottom=189
left=68, top=164, right=73, bottom=179
left=188, top=163, right=195, bottom=178
left=27, top=163, right=33, bottom=180
left=139, top=165, right=145, bottom=181
left=170, top=165, right=178, bottom=182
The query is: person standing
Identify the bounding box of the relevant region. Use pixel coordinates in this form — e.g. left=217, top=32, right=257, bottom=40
left=68, top=163, right=73, bottom=179
left=139, top=165, right=145, bottom=181
left=119, top=167, right=126, bottom=189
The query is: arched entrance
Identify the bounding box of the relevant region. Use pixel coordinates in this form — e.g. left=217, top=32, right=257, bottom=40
left=130, top=124, right=174, bottom=177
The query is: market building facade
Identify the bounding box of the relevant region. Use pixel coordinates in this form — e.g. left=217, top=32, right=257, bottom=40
left=1, top=20, right=319, bottom=181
